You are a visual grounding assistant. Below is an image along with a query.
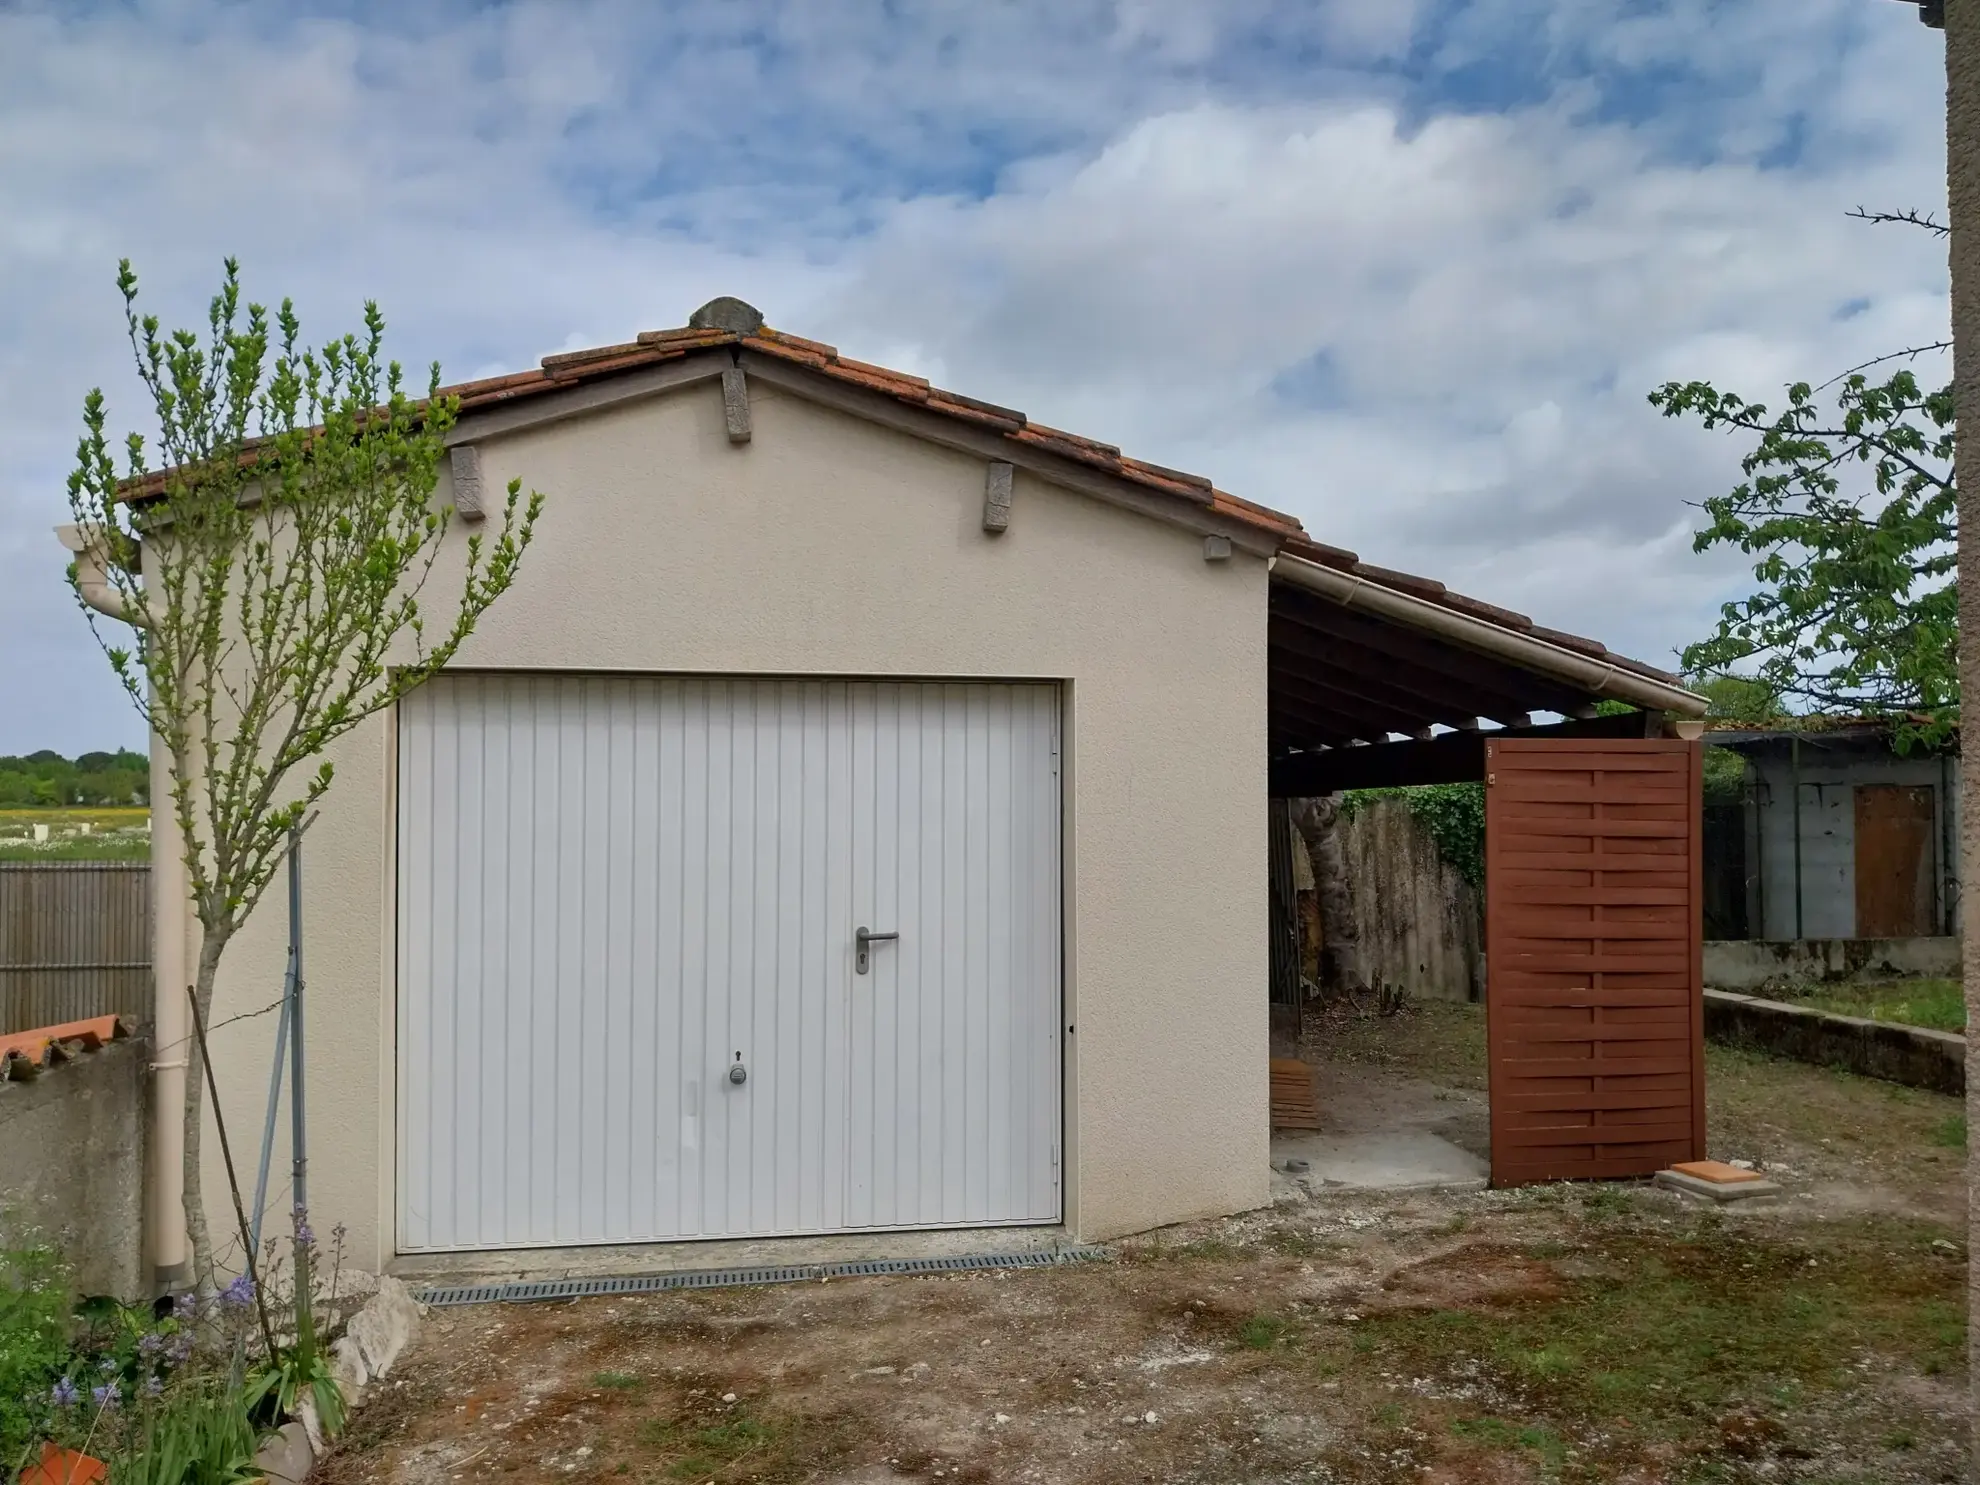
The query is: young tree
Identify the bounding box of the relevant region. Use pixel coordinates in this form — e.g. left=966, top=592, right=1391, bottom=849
left=1648, top=367, right=1955, bottom=741
left=65, top=260, right=544, bottom=1290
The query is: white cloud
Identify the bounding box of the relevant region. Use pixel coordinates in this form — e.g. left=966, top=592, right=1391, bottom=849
left=0, top=0, right=1953, bottom=749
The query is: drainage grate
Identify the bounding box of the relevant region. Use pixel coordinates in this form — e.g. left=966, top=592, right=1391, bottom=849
left=413, top=1245, right=1113, bottom=1307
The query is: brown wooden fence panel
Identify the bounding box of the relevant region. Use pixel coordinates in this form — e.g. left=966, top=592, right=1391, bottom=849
left=1484, top=737, right=1704, bottom=1185
left=0, top=863, right=151, bottom=1034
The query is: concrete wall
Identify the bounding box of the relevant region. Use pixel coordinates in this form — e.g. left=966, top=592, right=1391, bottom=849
left=185, top=376, right=1272, bottom=1270
left=1746, top=749, right=1960, bottom=940
left=0, top=1039, right=148, bottom=1299
left=1704, top=990, right=1963, bottom=1096
left=1340, top=799, right=1482, bottom=1003
left=1703, top=937, right=1961, bottom=993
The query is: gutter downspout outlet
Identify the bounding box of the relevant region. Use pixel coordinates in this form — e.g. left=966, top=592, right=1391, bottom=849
left=54, top=522, right=139, bottom=625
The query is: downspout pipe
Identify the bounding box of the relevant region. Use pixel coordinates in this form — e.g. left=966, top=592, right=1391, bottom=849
left=54, top=522, right=190, bottom=1290
left=1272, top=554, right=1710, bottom=719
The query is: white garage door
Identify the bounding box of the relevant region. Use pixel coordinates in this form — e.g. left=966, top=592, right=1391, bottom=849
left=396, top=674, right=1063, bottom=1252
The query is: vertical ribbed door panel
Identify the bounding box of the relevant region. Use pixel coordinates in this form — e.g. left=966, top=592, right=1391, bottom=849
left=397, top=674, right=1062, bottom=1252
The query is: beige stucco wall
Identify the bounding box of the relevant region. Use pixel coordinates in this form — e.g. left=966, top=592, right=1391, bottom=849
left=190, top=375, right=1271, bottom=1271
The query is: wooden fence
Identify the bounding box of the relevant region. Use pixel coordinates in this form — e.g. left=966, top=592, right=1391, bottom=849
left=0, top=863, right=151, bottom=1034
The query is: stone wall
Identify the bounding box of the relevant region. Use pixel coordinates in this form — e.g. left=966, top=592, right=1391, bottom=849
left=1339, top=798, right=1483, bottom=1003
left=0, top=1037, right=148, bottom=1298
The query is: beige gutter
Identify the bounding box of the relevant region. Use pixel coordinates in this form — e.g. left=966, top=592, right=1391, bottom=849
left=53, top=522, right=190, bottom=1285
left=1272, top=552, right=1709, bottom=719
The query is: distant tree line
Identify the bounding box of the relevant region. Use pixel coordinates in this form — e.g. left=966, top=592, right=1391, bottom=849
left=0, top=749, right=149, bottom=806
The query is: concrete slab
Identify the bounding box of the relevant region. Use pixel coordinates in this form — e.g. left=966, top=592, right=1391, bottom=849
left=388, top=1224, right=1077, bottom=1284
left=1266, top=1057, right=1489, bottom=1196
left=1272, top=1128, right=1487, bottom=1195
left=1654, top=1169, right=1783, bottom=1204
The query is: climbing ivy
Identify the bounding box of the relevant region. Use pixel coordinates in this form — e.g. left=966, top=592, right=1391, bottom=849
left=1339, top=783, right=1487, bottom=888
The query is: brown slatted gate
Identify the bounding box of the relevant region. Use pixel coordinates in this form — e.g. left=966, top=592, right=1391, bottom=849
left=1484, top=737, right=1704, bottom=1185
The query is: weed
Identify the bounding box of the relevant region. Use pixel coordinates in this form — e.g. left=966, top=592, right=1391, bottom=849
left=1883, top=1426, right=1917, bottom=1450
left=1237, top=1315, right=1291, bottom=1351
left=1578, top=1185, right=1638, bottom=1220
left=1930, top=1113, right=1966, bottom=1149
left=641, top=1413, right=779, bottom=1479
left=1451, top=1415, right=1568, bottom=1469
left=593, top=1371, right=642, bottom=1391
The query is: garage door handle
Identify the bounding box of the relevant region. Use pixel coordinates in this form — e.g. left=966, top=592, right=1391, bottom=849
left=855, top=927, right=899, bottom=975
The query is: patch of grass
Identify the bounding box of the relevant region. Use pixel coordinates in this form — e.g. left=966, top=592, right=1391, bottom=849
left=592, top=1370, right=642, bottom=1390
left=1577, top=1186, right=1638, bottom=1221
left=1451, top=1415, right=1568, bottom=1470
left=1237, top=1314, right=1292, bottom=1350
left=1328, top=1217, right=1964, bottom=1449
left=1784, top=977, right=1964, bottom=1032
left=1929, top=1113, right=1966, bottom=1149
left=639, top=1412, right=780, bottom=1478
left=1309, top=999, right=1487, bottom=1090
left=0, top=834, right=150, bottom=862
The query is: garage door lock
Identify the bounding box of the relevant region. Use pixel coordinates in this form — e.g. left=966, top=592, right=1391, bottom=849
left=855, top=926, right=899, bottom=975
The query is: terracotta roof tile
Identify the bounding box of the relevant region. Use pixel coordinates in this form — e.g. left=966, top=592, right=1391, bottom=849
left=833, top=354, right=930, bottom=389
left=750, top=327, right=838, bottom=359
left=540, top=340, right=649, bottom=372
left=1121, top=458, right=1215, bottom=493
left=823, top=362, right=933, bottom=401
left=0, top=1015, right=129, bottom=1084
left=635, top=326, right=740, bottom=349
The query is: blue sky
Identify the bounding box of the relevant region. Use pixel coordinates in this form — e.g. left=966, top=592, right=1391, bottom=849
left=0, top=0, right=1952, bottom=752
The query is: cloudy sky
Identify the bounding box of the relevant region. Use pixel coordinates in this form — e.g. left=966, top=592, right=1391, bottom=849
left=0, top=0, right=1953, bottom=754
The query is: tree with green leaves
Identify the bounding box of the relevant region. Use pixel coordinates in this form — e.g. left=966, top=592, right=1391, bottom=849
left=64, top=260, right=544, bottom=1301
left=1648, top=365, right=1955, bottom=738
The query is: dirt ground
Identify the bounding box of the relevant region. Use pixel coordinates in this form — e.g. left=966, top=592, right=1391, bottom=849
left=318, top=1005, right=1967, bottom=1485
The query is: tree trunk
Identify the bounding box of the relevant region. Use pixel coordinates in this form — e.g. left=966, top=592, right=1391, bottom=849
left=181, top=926, right=227, bottom=1298
left=1290, top=795, right=1367, bottom=999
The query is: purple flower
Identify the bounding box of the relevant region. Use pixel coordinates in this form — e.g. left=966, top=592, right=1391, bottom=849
left=91, top=1384, right=120, bottom=1412
left=138, top=1332, right=164, bottom=1357
left=50, top=1377, right=79, bottom=1408
left=220, top=1274, right=256, bottom=1310
left=97, top=1357, right=119, bottom=1376
left=294, top=1207, right=314, bottom=1247
left=165, top=1333, right=194, bottom=1367
left=142, top=1375, right=164, bottom=1399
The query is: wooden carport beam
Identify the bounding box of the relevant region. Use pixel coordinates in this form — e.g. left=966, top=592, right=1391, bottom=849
left=1273, top=669, right=1440, bottom=742
left=1270, top=629, right=1514, bottom=731
left=1271, top=599, right=1593, bottom=722
left=1269, top=711, right=1665, bottom=795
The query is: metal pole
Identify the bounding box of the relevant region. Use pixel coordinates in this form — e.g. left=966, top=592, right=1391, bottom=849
left=1791, top=734, right=1804, bottom=941
left=246, top=987, right=290, bottom=1259
left=288, top=828, right=308, bottom=1224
